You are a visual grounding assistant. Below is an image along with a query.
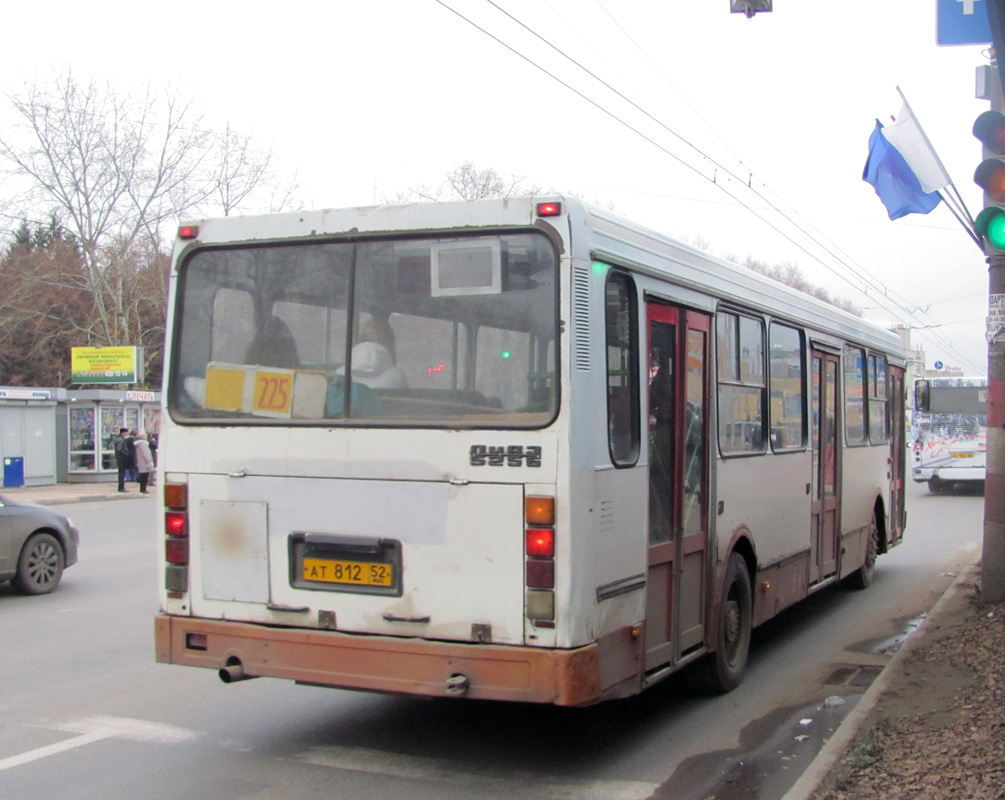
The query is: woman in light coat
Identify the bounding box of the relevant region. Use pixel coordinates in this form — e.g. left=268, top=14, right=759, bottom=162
left=134, top=432, right=156, bottom=495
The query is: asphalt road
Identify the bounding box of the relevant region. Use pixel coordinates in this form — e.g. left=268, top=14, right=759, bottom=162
left=0, top=479, right=984, bottom=800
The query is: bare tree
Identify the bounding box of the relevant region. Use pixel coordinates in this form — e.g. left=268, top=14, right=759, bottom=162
left=731, top=254, right=862, bottom=316
left=0, top=73, right=212, bottom=350
left=390, top=161, right=541, bottom=203
left=209, top=124, right=302, bottom=216
left=0, top=71, right=297, bottom=385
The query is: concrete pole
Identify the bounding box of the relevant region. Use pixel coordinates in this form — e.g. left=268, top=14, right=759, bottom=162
left=982, top=6, right=1005, bottom=600
left=985, top=251, right=1005, bottom=602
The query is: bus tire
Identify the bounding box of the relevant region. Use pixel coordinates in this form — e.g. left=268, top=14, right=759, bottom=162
left=928, top=477, right=946, bottom=494
left=844, top=517, right=878, bottom=591
left=689, top=553, right=752, bottom=693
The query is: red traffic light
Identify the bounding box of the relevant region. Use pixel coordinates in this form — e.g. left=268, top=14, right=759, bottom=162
left=973, top=111, right=1005, bottom=156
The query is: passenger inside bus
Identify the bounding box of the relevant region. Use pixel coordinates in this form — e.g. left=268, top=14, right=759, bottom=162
left=245, top=316, right=301, bottom=369
left=337, top=319, right=408, bottom=389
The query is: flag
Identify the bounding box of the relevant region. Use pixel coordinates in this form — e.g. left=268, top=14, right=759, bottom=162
left=863, top=120, right=941, bottom=220
left=881, top=101, right=951, bottom=193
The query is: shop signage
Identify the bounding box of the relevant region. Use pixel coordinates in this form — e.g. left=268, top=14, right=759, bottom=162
left=0, top=388, right=52, bottom=400
left=71, top=347, right=141, bottom=384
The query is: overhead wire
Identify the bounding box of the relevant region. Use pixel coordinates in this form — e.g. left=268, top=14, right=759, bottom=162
left=436, top=0, right=986, bottom=373
left=585, top=0, right=985, bottom=371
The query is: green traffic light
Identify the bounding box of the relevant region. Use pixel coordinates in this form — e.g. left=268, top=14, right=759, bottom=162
left=976, top=207, right=1005, bottom=250
left=501, top=350, right=511, bottom=359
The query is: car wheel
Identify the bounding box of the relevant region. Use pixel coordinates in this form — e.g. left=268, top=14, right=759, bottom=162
left=13, top=532, right=65, bottom=595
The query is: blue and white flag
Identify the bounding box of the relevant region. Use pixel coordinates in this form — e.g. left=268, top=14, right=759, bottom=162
left=863, top=119, right=942, bottom=220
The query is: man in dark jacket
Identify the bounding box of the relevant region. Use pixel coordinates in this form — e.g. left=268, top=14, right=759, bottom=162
left=113, top=427, right=135, bottom=492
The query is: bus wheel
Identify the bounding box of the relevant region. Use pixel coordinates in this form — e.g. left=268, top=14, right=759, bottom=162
left=928, top=477, right=946, bottom=494
left=689, top=553, right=752, bottom=693
left=844, top=518, right=878, bottom=591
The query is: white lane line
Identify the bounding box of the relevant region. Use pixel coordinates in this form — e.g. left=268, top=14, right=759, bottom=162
left=0, top=715, right=198, bottom=773
left=299, top=745, right=658, bottom=800
left=0, top=730, right=109, bottom=772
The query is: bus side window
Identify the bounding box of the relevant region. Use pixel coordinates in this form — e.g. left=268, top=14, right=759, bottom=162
left=717, top=310, right=766, bottom=455
left=605, top=271, right=639, bottom=466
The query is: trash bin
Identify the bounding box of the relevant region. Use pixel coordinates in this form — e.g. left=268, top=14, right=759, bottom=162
left=3, top=457, right=25, bottom=488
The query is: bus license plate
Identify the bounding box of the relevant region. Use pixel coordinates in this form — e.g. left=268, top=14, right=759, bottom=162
left=302, top=557, right=394, bottom=587
left=951, top=452, right=973, bottom=459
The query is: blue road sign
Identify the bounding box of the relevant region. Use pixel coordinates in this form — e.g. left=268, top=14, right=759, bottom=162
left=937, top=0, right=992, bottom=46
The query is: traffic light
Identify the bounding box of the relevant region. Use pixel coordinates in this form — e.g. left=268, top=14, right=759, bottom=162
left=973, top=110, right=1005, bottom=250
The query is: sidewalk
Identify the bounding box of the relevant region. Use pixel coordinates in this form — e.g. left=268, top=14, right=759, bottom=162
left=789, top=558, right=1005, bottom=800
left=0, top=481, right=154, bottom=506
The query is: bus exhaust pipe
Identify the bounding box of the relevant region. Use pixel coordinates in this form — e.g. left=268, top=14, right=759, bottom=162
left=219, top=661, right=256, bottom=683
left=445, top=673, right=469, bottom=695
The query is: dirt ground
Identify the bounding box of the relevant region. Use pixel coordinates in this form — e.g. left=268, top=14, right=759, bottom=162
left=812, top=565, right=1005, bottom=800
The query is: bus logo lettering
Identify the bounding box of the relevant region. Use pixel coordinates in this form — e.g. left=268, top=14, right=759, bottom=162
left=470, top=445, right=542, bottom=467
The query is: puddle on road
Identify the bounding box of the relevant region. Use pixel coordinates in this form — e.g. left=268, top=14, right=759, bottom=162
left=652, top=695, right=861, bottom=800
left=846, top=613, right=926, bottom=656
left=649, top=614, right=930, bottom=799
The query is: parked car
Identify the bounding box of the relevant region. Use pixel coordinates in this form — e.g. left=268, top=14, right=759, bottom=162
left=0, top=495, right=80, bottom=594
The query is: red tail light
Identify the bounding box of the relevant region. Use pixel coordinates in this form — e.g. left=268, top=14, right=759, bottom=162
left=526, top=528, right=555, bottom=557
left=166, top=511, right=187, bottom=537
left=164, top=481, right=190, bottom=597
left=525, top=496, right=556, bottom=623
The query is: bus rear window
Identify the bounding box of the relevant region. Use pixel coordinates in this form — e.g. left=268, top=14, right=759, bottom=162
left=170, top=233, right=558, bottom=428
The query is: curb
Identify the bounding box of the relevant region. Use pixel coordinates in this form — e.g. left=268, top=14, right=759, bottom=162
left=780, top=556, right=982, bottom=800
left=30, top=493, right=154, bottom=507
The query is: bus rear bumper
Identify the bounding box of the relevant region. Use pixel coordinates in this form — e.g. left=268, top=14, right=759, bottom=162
left=913, top=467, right=985, bottom=483
left=155, top=615, right=611, bottom=706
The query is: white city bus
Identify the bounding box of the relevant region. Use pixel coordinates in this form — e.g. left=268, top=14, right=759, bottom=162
left=155, top=196, right=906, bottom=706
left=912, top=376, right=987, bottom=492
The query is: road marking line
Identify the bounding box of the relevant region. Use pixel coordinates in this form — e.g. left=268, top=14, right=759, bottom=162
left=0, top=731, right=108, bottom=772
left=0, top=715, right=198, bottom=773
left=299, top=745, right=658, bottom=800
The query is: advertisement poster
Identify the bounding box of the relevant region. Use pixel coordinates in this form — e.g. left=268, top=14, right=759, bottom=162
left=71, top=347, right=141, bottom=384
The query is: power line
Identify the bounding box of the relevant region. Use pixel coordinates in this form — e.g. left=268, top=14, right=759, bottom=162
left=439, top=0, right=985, bottom=373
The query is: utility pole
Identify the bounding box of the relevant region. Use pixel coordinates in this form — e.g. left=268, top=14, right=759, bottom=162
left=981, top=0, right=1005, bottom=602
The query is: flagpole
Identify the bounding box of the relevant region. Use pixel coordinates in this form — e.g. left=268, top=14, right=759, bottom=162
left=896, top=86, right=976, bottom=228
left=936, top=190, right=983, bottom=248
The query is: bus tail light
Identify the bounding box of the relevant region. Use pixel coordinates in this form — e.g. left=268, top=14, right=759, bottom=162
left=525, top=496, right=556, bottom=621
left=165, top=511, right=187, bottom=537
left=526, top=528, right=554, bottom=557
left=525, top=496, right=555, bottom=525
left=165, top=537, right=189, bottom=565
left=164, top=481, right=189, bottom=597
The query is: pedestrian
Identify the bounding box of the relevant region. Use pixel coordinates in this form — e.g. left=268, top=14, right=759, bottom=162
left=147, top=432, right=159, bottom=486
left=113, top=427, right=135, bottom=492
left=133, top=432, right=155, bottom=494
left=126, top=430, right=139, bottom=481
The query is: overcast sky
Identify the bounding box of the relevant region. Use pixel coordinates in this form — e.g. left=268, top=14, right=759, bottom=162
left=0, top=1, right=993, bottom=374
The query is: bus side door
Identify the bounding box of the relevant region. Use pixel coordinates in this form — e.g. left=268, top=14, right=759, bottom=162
left=810, top=350, right=840, bottom=582
left=888, top=366, right=906, bottom=544
left=644, top=301, right=710, bottom=670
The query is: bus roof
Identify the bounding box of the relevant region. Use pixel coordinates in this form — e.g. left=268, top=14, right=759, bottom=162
left=177, top=195, right=905, bottom=361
